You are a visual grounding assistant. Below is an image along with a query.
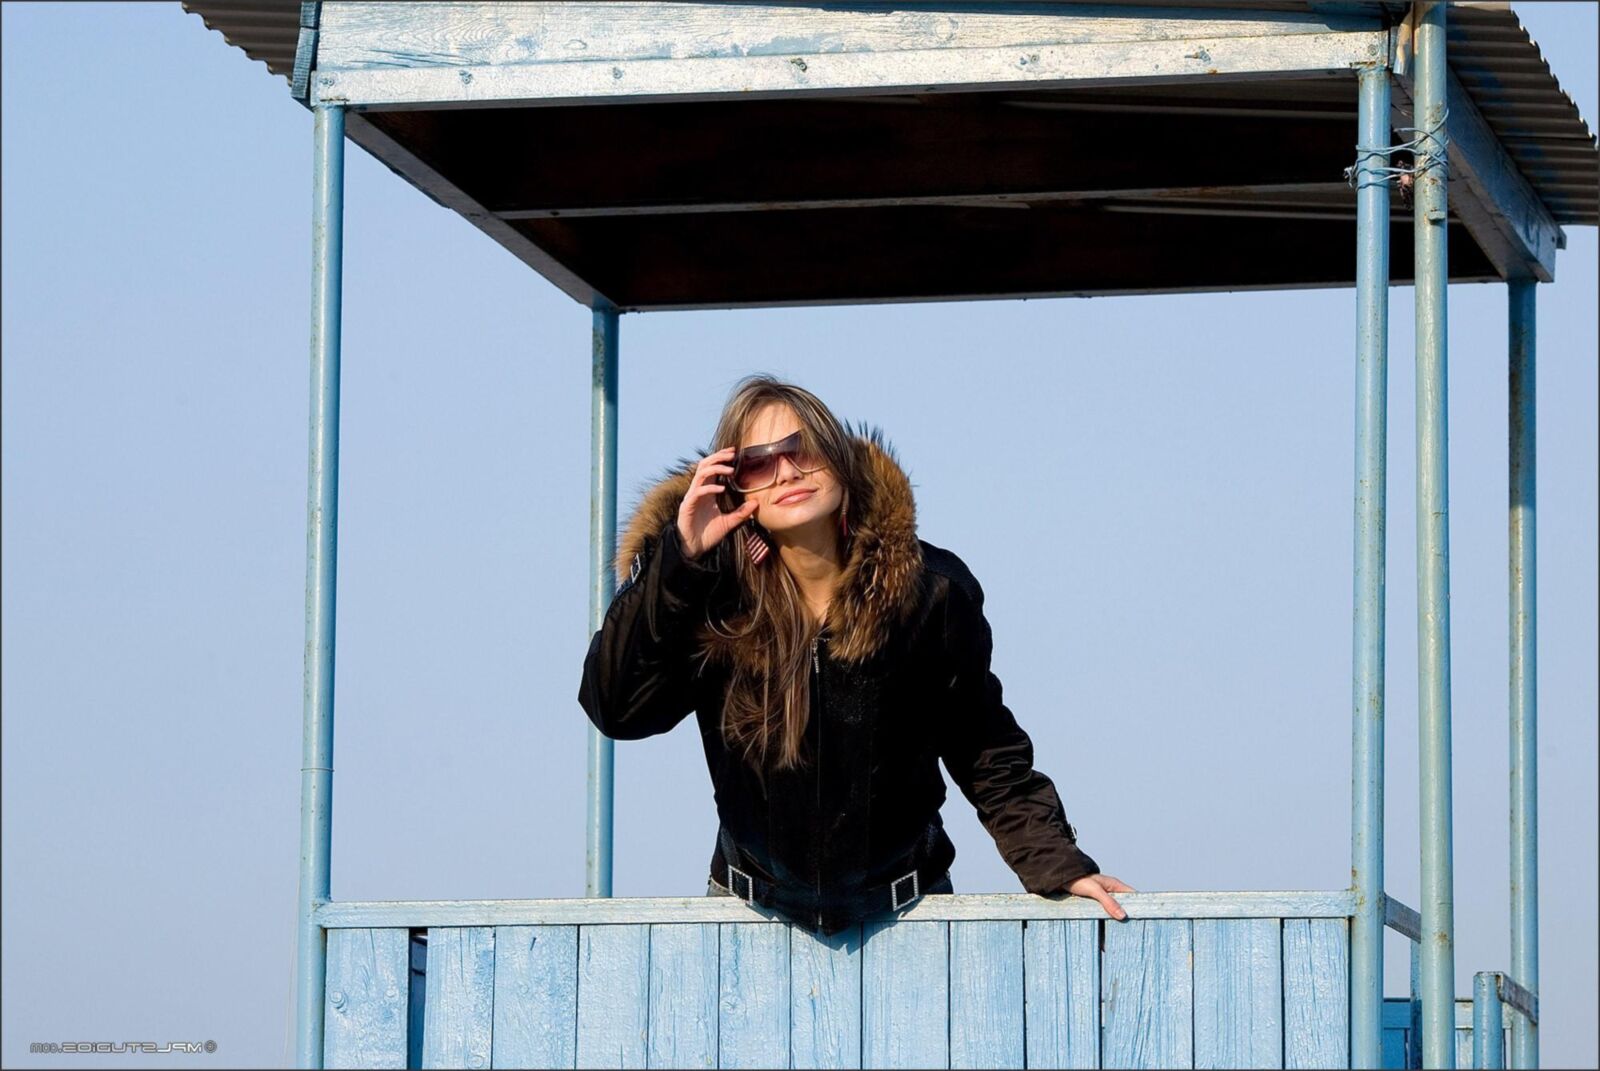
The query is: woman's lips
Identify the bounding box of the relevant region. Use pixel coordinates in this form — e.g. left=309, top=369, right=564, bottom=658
left=774, top=488, right=816, bottom=505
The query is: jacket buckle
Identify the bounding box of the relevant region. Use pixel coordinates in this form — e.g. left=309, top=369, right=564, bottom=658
left=726, top=864, right=755, bottom=903
left=890, top=870, right=921, bottom=911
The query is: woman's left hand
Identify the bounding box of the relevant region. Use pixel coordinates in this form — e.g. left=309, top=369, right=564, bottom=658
left=1067, top=873, right=1136, bottom=921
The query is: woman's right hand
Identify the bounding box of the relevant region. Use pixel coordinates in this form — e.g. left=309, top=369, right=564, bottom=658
left=677, top=447, right=759, bottom=561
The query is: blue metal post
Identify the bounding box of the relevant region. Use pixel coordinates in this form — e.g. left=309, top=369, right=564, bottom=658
left=295, top=102, right=345, bottom=1070
left=1350, top=59, right=1392, bottom=1071
left=1413, top=3, right=1457, bottom=1065
left=1473, top=973, right=1506, bottom=1069
left=586, top=303, right=620, bottom=897
left=1507, top=278, right=1539, bottom=1069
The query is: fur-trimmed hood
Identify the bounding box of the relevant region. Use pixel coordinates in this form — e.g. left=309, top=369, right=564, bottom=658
left=614, top=427, right=925, bottom=665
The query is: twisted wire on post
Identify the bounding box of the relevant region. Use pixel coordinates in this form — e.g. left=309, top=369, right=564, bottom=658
left=1343, top=105, right=1450, bottom=192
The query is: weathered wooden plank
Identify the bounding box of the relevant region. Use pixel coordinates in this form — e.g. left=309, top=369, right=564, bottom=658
left=1383, top=895, right=1422, bottom=942
left=1497, top=971, right=1539, bottom=1024
left=647, top=922, right=719, bottom=1069
left=717, top=923, right=789, bottom=1069
left=1450, top=999, right=1515, bottom=1070
left=407, top=934, right=425, bottom=1067
left=421, top=927, right=494, bottom=1070
left=495, top=185, right=1392, bottom=220
left=1101, top=919, right=1193, bottom=1069
left=789, top=924, right=862, bottom=1070
left=316, top=890, right=1357, bottom=929
left=312, top=31, right=1386, bottom=109
left=1378, top=996, right=1507, bottom=1040
left=1392, top=59, right=1563, bottom=281
left=1193, top=918, right=1282, bottom=1069
left=340, top=112, right=606, bottom=309
left=490, top=925, right=577, bottom=1070
left=950, top=920, right=1025, bottom=1069
left=1442, top=68, right=1564, bottom=281
left=1380, top=997, right=1415, bottom=1068
left=1378, top=993, right=1518, bottom=1069
left=862, top=919, right=949, bottom=1069
left=1408, top=945, right=1422, bottom=1070
left=1380, top=1025, right=1407, bottom=1069
left=1282, top=917, right=1349, bottom=1069
left=323, top=928, right=409, bottom=1070
left=317, top=2, right=1382, bottom=72
left=512, top=190, right=1496, bottom=310
left=1022, top=919, right=1099, bottom=1069
left=576, top=924, right=650, bottom=1069
left=371, top=101, right=1360, bottom=220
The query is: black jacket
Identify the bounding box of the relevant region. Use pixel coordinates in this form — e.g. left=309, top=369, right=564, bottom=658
left=578, top=429, right=1100, bottom=935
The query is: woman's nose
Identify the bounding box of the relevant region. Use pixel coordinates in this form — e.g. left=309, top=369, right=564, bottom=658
left=774, top=455, right=804, bottom=480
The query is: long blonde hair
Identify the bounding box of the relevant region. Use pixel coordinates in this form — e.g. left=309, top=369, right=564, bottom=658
left=703, top=375, right=865, bottom=777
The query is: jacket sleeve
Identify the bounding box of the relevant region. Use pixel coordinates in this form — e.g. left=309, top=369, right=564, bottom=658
left=578, top=520, right=723, bottom=741
left=935, top=568, right=1102, bottom=896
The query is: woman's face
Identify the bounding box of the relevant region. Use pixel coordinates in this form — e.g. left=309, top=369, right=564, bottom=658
left=737, top=403, right=844, bottom=539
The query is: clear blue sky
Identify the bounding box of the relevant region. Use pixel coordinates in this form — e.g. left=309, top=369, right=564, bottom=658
left=2, top=2, right=1594, bottom=1067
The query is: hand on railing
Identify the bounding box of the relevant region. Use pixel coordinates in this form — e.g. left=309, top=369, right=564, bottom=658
left=1068, top=873, right=1134, bottom=921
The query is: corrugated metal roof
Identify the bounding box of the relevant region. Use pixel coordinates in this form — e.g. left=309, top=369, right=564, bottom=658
left=1448, top=3, right=1597, bottom=224
left=181, top=0, right=301, bottom=80
left=183, top=1, right=1595, bottom=225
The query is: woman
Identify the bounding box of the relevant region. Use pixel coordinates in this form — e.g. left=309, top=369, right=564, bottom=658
left=578, top=375, right=1131, bottom=936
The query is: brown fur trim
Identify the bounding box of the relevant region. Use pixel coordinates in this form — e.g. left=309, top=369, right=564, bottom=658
left=613, top=462, right=697, bottom=584
left=613, top=429, right=923, bottom=666
left=825, top=426, right=924, bottom=662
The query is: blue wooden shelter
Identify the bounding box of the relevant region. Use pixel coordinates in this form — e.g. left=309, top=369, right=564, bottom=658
left=185, top=2, right=1595, bottom=1068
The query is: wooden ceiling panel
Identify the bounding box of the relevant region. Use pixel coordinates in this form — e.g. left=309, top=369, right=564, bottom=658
left=510, top=205, right=1497, bottom=309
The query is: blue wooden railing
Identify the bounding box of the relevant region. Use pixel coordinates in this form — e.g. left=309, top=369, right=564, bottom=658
left=1383, top=896, right=1535, bottom=1070
left=318, top=890, right=1367, bottom=1069
left=317, top=889, right=1529, bottom=1068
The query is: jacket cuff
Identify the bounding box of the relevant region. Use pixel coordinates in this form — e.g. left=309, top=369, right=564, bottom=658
left=652, top=520, right=723, bottom=606
left=1037, top=845, right=1102, bottom=897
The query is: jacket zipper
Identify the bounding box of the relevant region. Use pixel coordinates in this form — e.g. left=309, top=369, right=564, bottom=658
left=812, top=632, right=823, bottom=930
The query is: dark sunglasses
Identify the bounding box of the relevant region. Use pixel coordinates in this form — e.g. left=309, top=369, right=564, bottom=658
left=731, top=431, right=827, bottom=492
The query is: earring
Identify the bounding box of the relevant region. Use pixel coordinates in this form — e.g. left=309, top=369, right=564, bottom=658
left=744, top=524, right=771, bottom=566
left=839, top=498, right=850, bottom=539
